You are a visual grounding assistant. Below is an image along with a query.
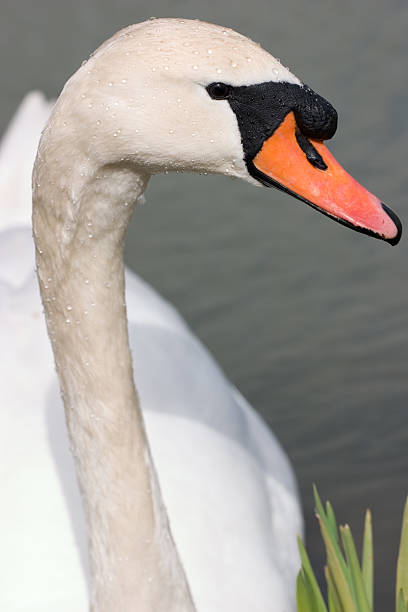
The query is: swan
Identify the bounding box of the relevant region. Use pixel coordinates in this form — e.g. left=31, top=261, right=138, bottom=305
left=2, top=17, right=401, bottom=612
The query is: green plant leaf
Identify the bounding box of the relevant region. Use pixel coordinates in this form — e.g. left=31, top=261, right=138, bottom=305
left=297, top=536, right=328, bottom=612
left=325, top=565, right=344, bottom=612
left=397, top=589, right=406, bottom=612
left=297, top=488, right=408, bottom=612
left=313, top=486, right=352, bottom=593
left=396, top=498, right=408, bottom=612
left=318, top=516, right=357, bottom=612
left=340, top=524, right=370, bottom=612
left=362, top=509, right=373, bottom=610
left=326, top=501, right=340, bottom=546
left=296, top=571, right=315, bottom=612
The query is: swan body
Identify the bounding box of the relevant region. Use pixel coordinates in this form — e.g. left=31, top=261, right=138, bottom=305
left=2, top=92, right=301, bottom=611
left=4, top=17, right=400, bottom=612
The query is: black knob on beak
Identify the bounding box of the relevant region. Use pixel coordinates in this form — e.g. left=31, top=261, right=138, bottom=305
left=293, top=85, right=338, bottom=141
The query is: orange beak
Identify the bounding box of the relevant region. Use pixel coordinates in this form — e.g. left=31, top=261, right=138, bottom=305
left=251, top=112, right=401, bottom=245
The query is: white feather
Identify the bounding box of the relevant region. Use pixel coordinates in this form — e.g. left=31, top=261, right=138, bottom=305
left=2, top=57, right=302, bottom=612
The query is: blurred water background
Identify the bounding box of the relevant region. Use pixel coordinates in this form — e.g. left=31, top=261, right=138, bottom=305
left=2, top=0, right=408, bottom=607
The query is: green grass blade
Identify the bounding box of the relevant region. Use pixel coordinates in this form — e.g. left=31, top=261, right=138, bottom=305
left=340, top=524, right=370, bottom=612
left=397, top=589, right=406, bottom=612
left=396, top=497, right=408, bottom=612
left=313, top=486, right=352, bottom=592
left=318, top=516, right=357, bottom=612
left=297, top=571, right=315, bottom=612
left=297, top=536, right=328, bottom=612
left=362, top=509, right=373, bottom=610
left=326, top=501, right=339, bottom=545
left=325, top=565, right=345, bottom=612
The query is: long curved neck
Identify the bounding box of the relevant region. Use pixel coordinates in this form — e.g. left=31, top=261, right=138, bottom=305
left=33, top=145, right=195, bottom=611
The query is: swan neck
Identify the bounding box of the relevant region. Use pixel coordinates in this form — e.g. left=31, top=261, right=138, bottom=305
left=33, top=152, right=195, bottom=611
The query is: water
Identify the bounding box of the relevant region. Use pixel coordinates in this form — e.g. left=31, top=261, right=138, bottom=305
left=3, top=0, right=408, bottom=607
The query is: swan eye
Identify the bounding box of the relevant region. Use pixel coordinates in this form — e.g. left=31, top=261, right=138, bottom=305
left=206, top=82, right=232, bottom=100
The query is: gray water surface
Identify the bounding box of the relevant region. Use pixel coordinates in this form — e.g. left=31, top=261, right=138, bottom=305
left=3, top=0, right=408, bottom=608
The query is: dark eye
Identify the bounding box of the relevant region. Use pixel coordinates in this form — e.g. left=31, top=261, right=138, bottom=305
left=206, top=82, right=232, bottom=100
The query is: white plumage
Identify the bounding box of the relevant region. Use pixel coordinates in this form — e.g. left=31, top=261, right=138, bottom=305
left=1, top=31, right=302, bottom=611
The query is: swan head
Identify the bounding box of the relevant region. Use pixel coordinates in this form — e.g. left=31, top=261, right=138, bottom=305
left=45, top=18, right=401, bottom=244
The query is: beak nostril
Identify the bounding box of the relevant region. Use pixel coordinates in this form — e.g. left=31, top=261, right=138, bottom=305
left=295, top=130, right=328, bottom=171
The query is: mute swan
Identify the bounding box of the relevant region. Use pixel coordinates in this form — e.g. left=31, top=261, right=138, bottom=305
left=2, top=17, right=401, bottom=612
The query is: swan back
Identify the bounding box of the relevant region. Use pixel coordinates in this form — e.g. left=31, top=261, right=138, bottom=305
left=0, top=94, right=53, bottom=293
left=0, top=92, right=53, bottom=231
